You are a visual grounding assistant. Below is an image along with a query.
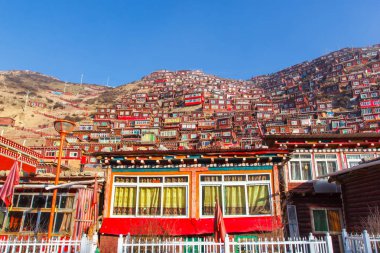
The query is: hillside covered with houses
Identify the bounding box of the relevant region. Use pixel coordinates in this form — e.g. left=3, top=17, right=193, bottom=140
left=65, top=45, right=380, bottom=155
left=0, top=45, right=379, bottom=169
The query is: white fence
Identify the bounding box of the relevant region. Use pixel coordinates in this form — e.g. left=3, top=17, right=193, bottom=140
left=342, top=229, right=380, bottom=253
left=117, top=233, right=334, bottom=253
left=0, top=234, right=98, bottom=253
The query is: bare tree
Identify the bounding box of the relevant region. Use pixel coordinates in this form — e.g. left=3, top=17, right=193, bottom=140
left=361, top=206, right=380, bottom=235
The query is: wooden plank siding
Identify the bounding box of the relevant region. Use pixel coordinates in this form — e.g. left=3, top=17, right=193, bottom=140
left=288, top=193, right=342, bottom=252
left=340, top=167, right=380, bottom=232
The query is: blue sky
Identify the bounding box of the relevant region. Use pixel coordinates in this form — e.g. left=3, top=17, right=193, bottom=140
left=0, top=0, right=379, bottom=86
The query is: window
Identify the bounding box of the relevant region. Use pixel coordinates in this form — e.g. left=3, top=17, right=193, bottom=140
left=312, top=209, right=342, bottom=233
left=315, top=154, right=338, bottom=176
left=45, top=151, right=57, bottom=157
left=112, top=176, right=189, bottom=217
left=69, top=152, right=78, bottom=158
left=200, top=174, right=271, bottom=217
left=289, top=154, right=312, bottom=181
left=0, top=193, right=74, bottom=234
left=346, top=154, right=376, bottom=168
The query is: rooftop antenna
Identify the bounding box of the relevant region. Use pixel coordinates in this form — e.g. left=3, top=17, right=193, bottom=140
left=106, top=76, right=110, bottom=87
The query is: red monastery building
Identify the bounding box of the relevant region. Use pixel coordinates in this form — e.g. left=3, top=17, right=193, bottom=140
left=94, top=149, right=289, bottom=253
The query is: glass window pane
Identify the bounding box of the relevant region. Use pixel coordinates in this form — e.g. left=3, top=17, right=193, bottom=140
left=248, top=185, right=271, bottom=215
left=54, top=213, right=72, bottom=234
left=224, top=186, right=246, bottom=215
left=327, top=210, right=342, bottom=232
left=59, top=196, right=75, bottom=209
left=201, top=176, right=222, bottom=182
left=46, top=196, right=52, bottom=208
left=18, top=195, right=32, bottom=207
left=165, top=177, right=188, bottom=183
left=290, top=162, right=301, bottom=180
left=0, top=211, right=6, bottom=228
left=163, top=187, right=186, bottom=216
left=202, top=186, right=221, bottom=215
left=327, top=161, right=337, bottom=173
left=313, top=210, right=328, bottom=232
left=22, top=212, right=38, bottom=232
left=349, top=162, right=359, bottom=168
left=301, top=161, right=312, bottom=180
left=37, top=212, right=50, bottom=233
left=139, top=177, right=162, bottom=183
left=224, top=175, right=246, bottom=181
left=113, top=187, right=137, bottom=215
left=317, top=161, right=327, bottom=176
left=32, top=195, right=46, bottom=208
left=12, top=195, right=19, bottom=206
left=5, top=211, right=23, bottom=232
left=138, top=187, right=161, bottom=216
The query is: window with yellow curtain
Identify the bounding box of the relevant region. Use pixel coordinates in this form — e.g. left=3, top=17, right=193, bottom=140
left=113, top=187, right=137, bottom=215
left=224, top=186, right=246, bottom=215
left=202, top=186, right=221, bottom=215
left=200, top=174, right=272, bottom=217
left=248, top=185, right=271, bottom=215
left=138, top=187, right=161, bottom=216
left=163, top=187, right=186, bottom=215
left=112, top=176, right=189, bottom=217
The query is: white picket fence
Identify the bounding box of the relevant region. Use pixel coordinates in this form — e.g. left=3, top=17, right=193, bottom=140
left=342, top=229, right=380, bottom=253
left=0, top=234, right=98, bottom=253
left=117, top=233, right=334, bottom=253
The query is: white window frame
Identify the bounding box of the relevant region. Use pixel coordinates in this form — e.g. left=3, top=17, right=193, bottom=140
left=288, top=154, right=313, bottom=182
left=345, top=153, right=377, bottom=168
left=111, top=175, right=189, bottom=218
left=314, top=154, right=339, bottom=177
left=199, top=173, right=272, bottom=218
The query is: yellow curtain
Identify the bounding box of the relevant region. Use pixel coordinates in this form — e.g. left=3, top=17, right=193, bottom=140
left=225, top=186, right=246, bottom=215
left=163, top=187, right=186, bottom=215
left=139, top=187, right=161, bottom=215
left=202, top=186, right=221, bottom=215
left=114, top=187, right=136, bottom=215
left=327, top=210, right=342, bottom=232
left=248, top=185, right=270, bottom=215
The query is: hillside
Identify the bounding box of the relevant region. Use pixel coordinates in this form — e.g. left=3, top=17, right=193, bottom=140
left=0, top=44, right=380, bottom=149
left=0, top=70, right=110, bottom=145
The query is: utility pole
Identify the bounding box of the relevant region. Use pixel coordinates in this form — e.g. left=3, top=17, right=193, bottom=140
left=64, top=82, right=68, bottom=93
left=24, top=90, right=30, bottom=111
left=77, top=74, right=84, bottom=96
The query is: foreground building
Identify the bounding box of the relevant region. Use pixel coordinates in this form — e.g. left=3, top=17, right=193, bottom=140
left=0, top=135, right=102, bottom=239
left=265, top=133, right=380, bottom=251
left=328, top=157, right=380, bottom=234
left=95, top=149, right=289, bottom=253
left=0, top=173, right=101, bottom=239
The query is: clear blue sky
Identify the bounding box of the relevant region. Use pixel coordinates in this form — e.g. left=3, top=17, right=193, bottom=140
left=0, top=0, right=379, bottom=86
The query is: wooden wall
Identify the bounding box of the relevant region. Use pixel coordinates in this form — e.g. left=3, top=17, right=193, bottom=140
left=340, top=165, right=380, bottom=232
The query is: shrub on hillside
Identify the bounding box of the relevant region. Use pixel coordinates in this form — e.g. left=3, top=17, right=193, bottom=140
left=53, top=102, right=65, bottom=109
